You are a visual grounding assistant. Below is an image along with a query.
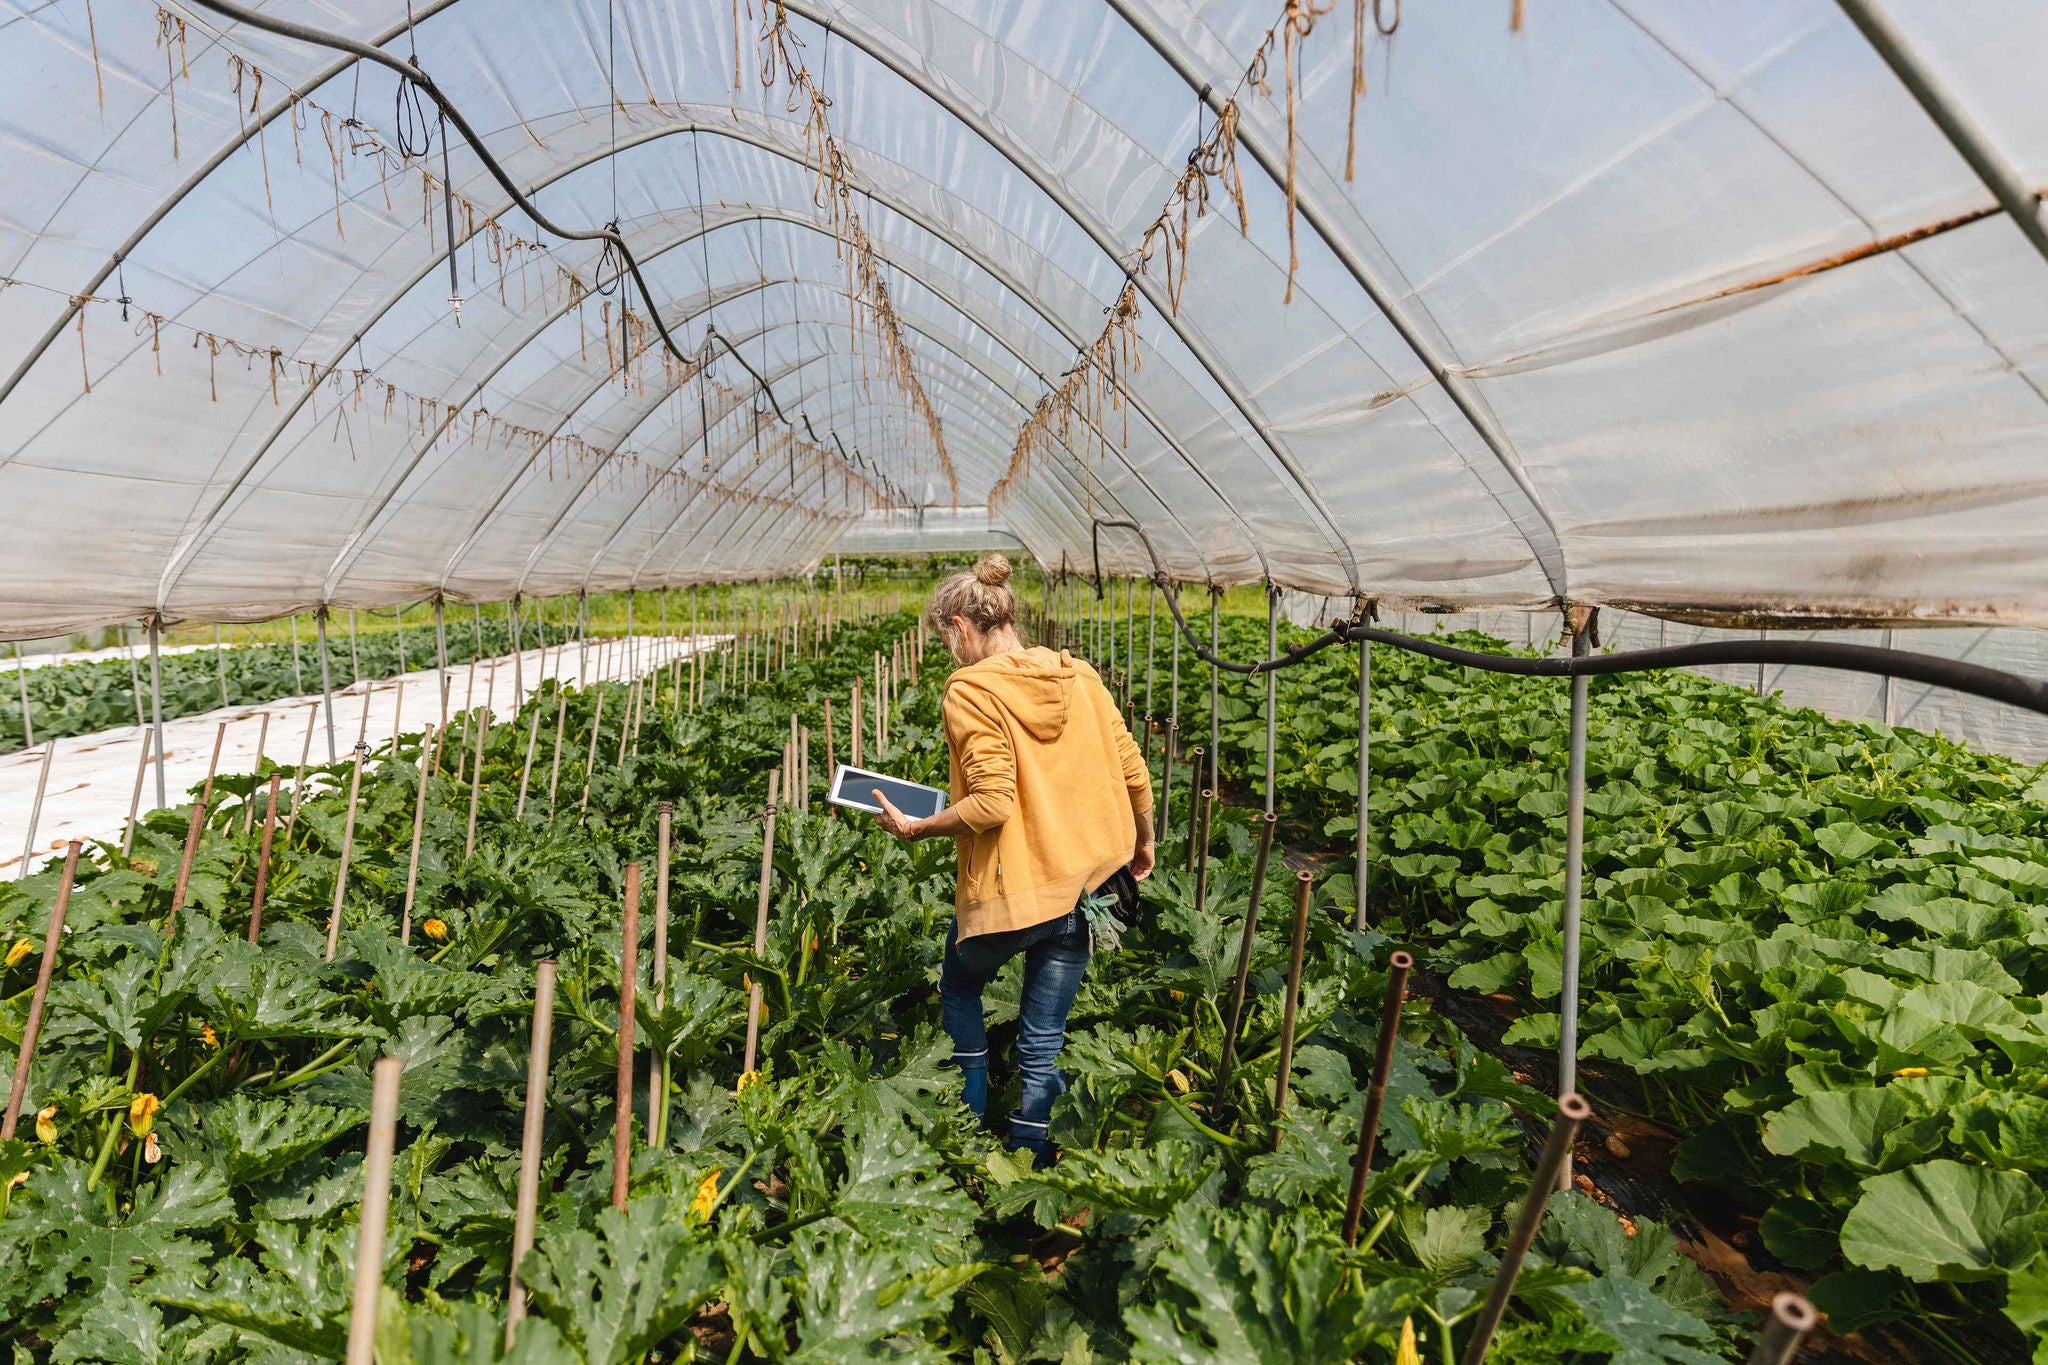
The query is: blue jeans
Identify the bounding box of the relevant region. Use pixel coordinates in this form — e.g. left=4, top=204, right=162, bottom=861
left=939, top=905, right=1091, bottom=1165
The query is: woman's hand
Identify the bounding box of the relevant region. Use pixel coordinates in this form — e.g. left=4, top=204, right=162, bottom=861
left=872, top=791, right=924, bottom=840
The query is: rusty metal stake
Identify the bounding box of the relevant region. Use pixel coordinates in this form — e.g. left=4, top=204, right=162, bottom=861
left=1216, top=811, right=1277, bottom=1099
left=1193, top=789, right=1215, bottom=916
left=1460, top=1093, right=1593, bottom=1365
left=1342, top=949, right=1414, bottom=1245
left=506, top=958, right=557, bottom=1346
left=1182, top=749, right=1204, bottom=873
left=1746, top=1292, right=1820, bottom=1365
left=1270, top=871, right=1314, bottom=1149
left=247, top=774, right=282, bottom=943
left=741, top=772, right=781, bottom=1074
left=2, top=840, right=80, bottom=1140
left=612, top=862, right=640, bottom=1210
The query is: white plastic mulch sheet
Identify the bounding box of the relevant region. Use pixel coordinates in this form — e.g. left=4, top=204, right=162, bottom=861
left=3, top=3, right=2048, bottom=632
left=0, top=635, right=714, bottom=878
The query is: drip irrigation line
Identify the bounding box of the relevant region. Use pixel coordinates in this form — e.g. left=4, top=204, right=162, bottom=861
left=181, top=0, right=886, bottom=502
left=1087, top=520, right=2048, bottom=719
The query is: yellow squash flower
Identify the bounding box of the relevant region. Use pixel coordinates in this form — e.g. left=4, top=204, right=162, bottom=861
left=5, top=938, right=32, bottom=967
left=143, top=1132, right=163, bottom=1164
left=1166, top=1069, right=1191, bottom=1094
left=421, top=918, right=448, bottom=942
left=199, top=1024, right=219, bottom=1049
left=1394, top=1317, right=1421, bottom=1365
left=690, top=1170, right=720, bottom=1222
left=736, top=1070, right=762, bottom=1095
left=35, top=1104, right=58, bottom=1144
left=1892, top=1066, right=1930, bottom=1078
left=128, top=1092, right=161, bottom=1137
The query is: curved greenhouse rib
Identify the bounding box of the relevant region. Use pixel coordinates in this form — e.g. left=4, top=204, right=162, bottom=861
left=770, top=0, right=1360, bottom=588
left=172, top=120, right=1266, bottom=610
left=567, top=294, right=1206, bottom=593
left=181, top=0, right=1354, bottom=587
left=1097, top=0, right=1568, bottom=599
left=596, top=282, right=1217, bottom=589
left=0, top=0, right=472, bottom=415
left=385, top=201, right=1257, bottom=604
left=509, top=325, right=1112, bottom=598
left=415, top=213, right=1199, bottom=599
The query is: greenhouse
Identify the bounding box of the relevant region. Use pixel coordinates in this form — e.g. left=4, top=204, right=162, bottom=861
left=4, top=0, right=2048, bottom=1360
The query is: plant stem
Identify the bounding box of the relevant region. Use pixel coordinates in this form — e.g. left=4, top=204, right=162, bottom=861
left=258, top=1038, right=353, bottom=1093
left=85, top=1051, right=143, bottom=1192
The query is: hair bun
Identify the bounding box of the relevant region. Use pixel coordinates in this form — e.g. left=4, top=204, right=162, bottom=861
left=973, top=554, right=1013, bottom=588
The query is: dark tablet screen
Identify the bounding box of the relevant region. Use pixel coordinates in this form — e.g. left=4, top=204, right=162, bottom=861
left=828, top=765, right=947, bottom=820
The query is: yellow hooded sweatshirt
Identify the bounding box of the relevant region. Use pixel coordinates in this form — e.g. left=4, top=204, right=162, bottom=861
left=942, top=646, right=1154, bottom=940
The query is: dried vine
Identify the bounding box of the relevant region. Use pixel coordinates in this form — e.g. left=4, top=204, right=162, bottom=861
left=751, top=2, right=959, bottom=508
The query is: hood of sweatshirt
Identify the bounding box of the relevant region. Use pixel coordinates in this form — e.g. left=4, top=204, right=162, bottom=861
left=947, top=646, right=1078, bottom=743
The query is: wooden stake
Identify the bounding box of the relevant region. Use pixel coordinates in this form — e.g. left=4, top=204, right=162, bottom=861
left=2, top=841, right=80, bottom=1140
left=402, top=725, right=435, bottom=943
left=241, top=711, right=270, bottom=834
left=506, top=959, right=557, bottom=1345
left=648, top=802, right=672, bottom=1143
left=247, top=774, right=283, bottom=943
left=464, top=705, right=490, bottom=859
left=546, top=694, right=568, bottom=809
left=515, top=709, right=541, bottom=819
left=741, top=772, right=781, bottom=1073
left=822, top=697, right=836, bottom=791
left=345, top=1056, right=404, bottom=1365
left=579, top=691, right=605, bottom=815
left=850, top=678, right=863, bottom=769
left=324, top=742, right=369, bottom=962
left=285, top=701, right=319, bottom=836
left=168, top=796, right=208, bottom=924
left=200, top=720, right=226, bottom=808
left=121, top=729, right=152, bottom=857
left=612, top=862, right=641, bottom=1210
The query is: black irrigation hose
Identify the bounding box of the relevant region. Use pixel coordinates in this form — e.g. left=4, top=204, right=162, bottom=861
left=1087, top=519, right=2048, bottom=720
left=183, top=0, right=900, bottom=502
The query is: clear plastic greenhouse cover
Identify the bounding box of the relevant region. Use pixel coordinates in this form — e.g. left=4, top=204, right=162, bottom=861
left=3, top=0, right=2047, bottom=639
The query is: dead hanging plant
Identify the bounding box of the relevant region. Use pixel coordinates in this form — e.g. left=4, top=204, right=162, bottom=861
left=751, top=1, right=958, bottom=508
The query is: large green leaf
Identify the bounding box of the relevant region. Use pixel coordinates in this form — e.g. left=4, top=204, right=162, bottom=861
left=1838, top=1160, right=2048, bottom=1282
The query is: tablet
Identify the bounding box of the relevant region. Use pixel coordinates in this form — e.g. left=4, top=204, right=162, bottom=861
left=827, top=764, right=949, bottom=820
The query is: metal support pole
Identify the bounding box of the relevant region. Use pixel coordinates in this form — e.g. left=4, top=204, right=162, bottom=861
left=435, top=596, right=449, bottom=727
left=1879, top=627, right=1896, bottom=726
left=14, top=642, right=33, bottom=749
left=148, top=615, right=167, bottom=810
left=509, top=597, right=523, bottom=708
left=1164, top=596, right=1180, bottom=825
left=1264, top=585, right=1278, bottom=816
left=1558, top=625, right=1591, bottom=1191
left=316, top=608, right=338, bottom=763
left=347, top=609, right=361, bottom=684
left=17, top=743, right=53, bottom=882
left=1356, top=616, right=1372, bottom=930
left=1208, top=589, right=1221, bottom=799
left=1835, top=0, right=2048, bottom=266
left=1144, top=581, right=1157, bottom=740
left=290, top=612, right=303, bottom=692
left=214, top=623, right=229, bottom=710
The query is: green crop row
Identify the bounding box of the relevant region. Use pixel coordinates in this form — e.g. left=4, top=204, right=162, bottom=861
left=1129, top=604, right=2048, bottom=1361
left=0, top=605, right=1751, bottom=1363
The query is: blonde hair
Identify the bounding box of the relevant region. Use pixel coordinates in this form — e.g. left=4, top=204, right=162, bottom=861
left=924, top=554, right=1017, bottom=635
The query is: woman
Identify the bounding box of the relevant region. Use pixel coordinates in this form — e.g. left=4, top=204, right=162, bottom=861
left=872, top=555, right=1155, bottom=1165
